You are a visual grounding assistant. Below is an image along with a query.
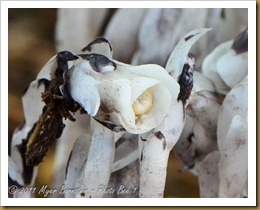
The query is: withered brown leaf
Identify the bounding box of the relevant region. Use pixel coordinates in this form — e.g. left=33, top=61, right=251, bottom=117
left=25, top=52, right=82, bottom=166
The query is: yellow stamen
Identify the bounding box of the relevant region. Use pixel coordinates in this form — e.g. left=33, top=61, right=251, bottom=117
left=132, top=88, right=153, bottom=119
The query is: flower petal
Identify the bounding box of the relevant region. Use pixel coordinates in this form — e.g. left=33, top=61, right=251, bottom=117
left=68, top=61, right=100, bottom=116
left=216, top=50, right=248, bottom=88
left=166, top=28, right=212, bottom=80
left=97, top=78, right=135, bottom=127
left=122, top=63, right=180, bottom=100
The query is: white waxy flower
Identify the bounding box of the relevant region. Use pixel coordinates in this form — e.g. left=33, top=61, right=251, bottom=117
left=202, top=28, right=248, bottom=95
left=65, top=53, right=179, bottom=134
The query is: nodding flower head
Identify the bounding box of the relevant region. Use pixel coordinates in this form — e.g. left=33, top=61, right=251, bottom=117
left=64, top=49, right=180, bottom=134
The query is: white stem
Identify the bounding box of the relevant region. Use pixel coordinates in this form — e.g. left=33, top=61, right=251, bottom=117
left=105, top=8, right=147, bottom=63
left=64, top=133, right=92, bottom=198
left=51, top=112, right=90, bottom=197
left=139, top=136, right=170, bottom=197
left=55, top=8, right=108, bottom=53
left=218, top=115, right=248, bottom=198
left=139, top=101, right=184, bottom=197
left=76, top=119, right=116, bottom=198
left=198, top=151, right=220, bottom=198
left=112, top=135, right=139, bottom=172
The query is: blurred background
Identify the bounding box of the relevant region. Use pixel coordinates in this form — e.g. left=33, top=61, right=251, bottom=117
left=8, top=8, right=247, bottom=198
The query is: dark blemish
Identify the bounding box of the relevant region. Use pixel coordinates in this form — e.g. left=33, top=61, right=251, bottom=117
left=140, top=151, right=144, bottom=162
left=80, top=192, right=85, bottom=197
left=232, top=28, right=248, bottom=54
left=187, top=133, right=194, bottom=144
left=24, top=77, right=49, bottom=96
left=94, top=118, right=125, bottom=133
left=80, top=53, right=117, bottom=73
left=99, top=103, right=113, bottom=114
left=177, top=53, right=195, bottom=106
left=81, top=37, right=112, bottom=52
left=163, top=139, right=166, bottom=150
left=184, top=33, right=199, bottom=41
left=140, top=136, right=147, bottom=141
left=184, top=34, right=194, bottom=41
left=65, top=151, right=73, bottom=180
left=57, top=51, right=78, bottom=72
left=104, top=115, right=111, bottom=122
left=220, top=8, right=225, bottom=19
left=38, top=78, right=50, bottom=89
left=189, top=163, right=195, bottom=169
left=90, top=54, right=117, bottom=73
left=154, top=131, right=165, bottom=140
left=235, top=138, right=246, bottom=150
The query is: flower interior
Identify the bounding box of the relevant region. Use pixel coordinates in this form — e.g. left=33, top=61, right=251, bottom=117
left=132, top=88, right=153, bottom=120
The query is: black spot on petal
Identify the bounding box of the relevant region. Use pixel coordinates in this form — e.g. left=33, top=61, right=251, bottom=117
left=65, top=150, right=73, bottom=180
left=154, top=131, right=165, bottom=140
left=37, top=78, right=50, bottom=89
left=184, top=33, right=199, bottom=41
left=140, top=137, right=147, bottom=141
left=82, top=37, right=112, bottom=52
left=140, top=151, right=144, bottom=162
left=232, top=28, right=248, bottom=54
left=56, top=51, right=78, bottom=72
left=94, top=118, right=125, bottom=132
left=187, top=133, right=194, bottom=144
left=79, top=53, right=117, bottom=73
left=163, top=139, right=166, bottom=150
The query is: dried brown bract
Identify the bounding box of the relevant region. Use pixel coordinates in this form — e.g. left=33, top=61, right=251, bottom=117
left=25, top=54, right=82, bottom=166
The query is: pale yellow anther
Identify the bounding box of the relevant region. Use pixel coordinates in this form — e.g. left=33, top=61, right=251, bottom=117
left=132, top=88, right=153, bottom=119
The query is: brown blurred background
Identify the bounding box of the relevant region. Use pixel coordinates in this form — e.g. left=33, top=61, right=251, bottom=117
left=8, top=8, right=199, bottom=198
